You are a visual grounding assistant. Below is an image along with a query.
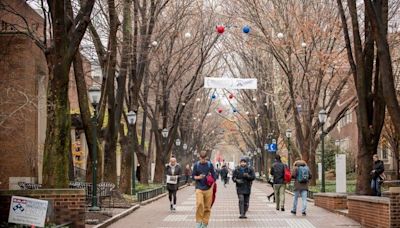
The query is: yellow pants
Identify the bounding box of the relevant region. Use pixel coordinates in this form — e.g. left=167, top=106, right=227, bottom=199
left=195, top=187, right=213, bottom=224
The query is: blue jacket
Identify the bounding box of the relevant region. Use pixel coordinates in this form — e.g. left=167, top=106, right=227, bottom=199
left=192, top=161, right=216, bottom=190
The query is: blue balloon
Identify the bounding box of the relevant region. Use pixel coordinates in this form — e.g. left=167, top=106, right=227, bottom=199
left=243, top=25, right=250, bottom=34
left=233, top=109, right=237, bottom=113
left=211, top=94, right=217, bottom=99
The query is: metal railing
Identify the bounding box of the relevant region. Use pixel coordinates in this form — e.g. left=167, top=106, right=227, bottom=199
left=136, top=176, right=188, bottom=202
left=137, top=186, right=166, bottom=202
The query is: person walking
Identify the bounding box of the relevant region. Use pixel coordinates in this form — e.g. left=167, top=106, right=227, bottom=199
left=267, top=175, right=275, bottom=202
left=136, top=163, right=141, bottom=183
left=270, top=154, right=286, bottom=211
left=220, top=164, right=229, bottom=187
left=166, top=157, right=182, bottom=212
left=232, top=157, right=255, bottom=219
left=290, top=160, right=312, bottom=216
left=192, top=151, right=217, bottom=228
left=371, top=154, right=385, bottom=196
left=184, top=164, right=192, bottom=185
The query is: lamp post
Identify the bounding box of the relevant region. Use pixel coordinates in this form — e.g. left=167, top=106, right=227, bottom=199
left=286, top=129, right=292, bottom=169
left=319, top=109, right=328, bottom=192
left=175, top=138, right=181, bottom=158
left=127, top=111, right=137, bottom=195
left=88, top=86, right=101, bottom=211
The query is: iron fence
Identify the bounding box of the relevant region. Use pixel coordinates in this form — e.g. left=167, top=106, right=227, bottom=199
left=137, top=186, right=166, bottom=202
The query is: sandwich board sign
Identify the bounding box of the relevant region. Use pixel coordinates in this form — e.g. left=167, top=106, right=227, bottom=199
left=8, top=196, right=48, bottom=227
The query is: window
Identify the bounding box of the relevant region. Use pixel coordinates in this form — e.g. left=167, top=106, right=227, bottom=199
left=338, top=110, right=353, bottom=128
left=1, top=20, right=16, bottom=32
left=382, top=146, right=388, bottom=160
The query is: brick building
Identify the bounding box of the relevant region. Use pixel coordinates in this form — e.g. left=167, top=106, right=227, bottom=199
left=329, top=82, right=399, bottom=179
left=0, top=0, right=95, bottom=189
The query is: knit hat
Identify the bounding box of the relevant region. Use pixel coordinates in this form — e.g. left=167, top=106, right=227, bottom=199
left=240, top=157, right=248, bottom=163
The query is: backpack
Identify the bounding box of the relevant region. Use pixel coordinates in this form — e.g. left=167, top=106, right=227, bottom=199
left=297, top=166, right=310, bottom=183
left=284, top=166, right=291, bottom=184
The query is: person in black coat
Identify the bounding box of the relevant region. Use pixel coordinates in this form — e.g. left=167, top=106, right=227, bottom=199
left=270, top=154, right=286, bottom=211
left=220, top=164, right=229, bottom=187
left=371, top=154, right=385, bottom=196
left=165, top=157, right=182, bottom=211
left=136, top=164, right=141, bottom=183
left=232, top=157, right=255, bottom=219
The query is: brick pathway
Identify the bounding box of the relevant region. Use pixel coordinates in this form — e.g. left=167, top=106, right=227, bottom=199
left=110, top=181, right=360, bottom=227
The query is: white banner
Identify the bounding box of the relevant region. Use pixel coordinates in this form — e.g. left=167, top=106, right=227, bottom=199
left=204, top=77, right=257, bottom=89
left=9, top=196, right=48, bottom=227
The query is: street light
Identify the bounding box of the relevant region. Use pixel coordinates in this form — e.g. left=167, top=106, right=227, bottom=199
left=127, top=111, right=137, bottom=195
left=319, top=109, right=328, bottom=192
left=175, top=139, right=181, bottom=146
left=286, top=129, right=292, bottom=169
left=183, top=143, right=188, bottom=151
left=162, top=128, right=169, bottom=138
left=88, top=86, right=101, bottom=211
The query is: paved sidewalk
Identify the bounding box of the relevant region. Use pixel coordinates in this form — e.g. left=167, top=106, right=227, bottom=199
left=109, top=181, right=360, bottom=228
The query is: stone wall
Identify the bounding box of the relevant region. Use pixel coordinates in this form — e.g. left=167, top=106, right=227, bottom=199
left=0, top=189, right=85, bottom=227
left=314, top=193, right=348, bottom=211
left=347, top=195, right=390, bottom=228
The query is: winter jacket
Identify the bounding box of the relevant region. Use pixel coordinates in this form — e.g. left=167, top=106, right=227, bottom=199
left=165, top=164, right=182, bottom=191
left=372, top=160, right=384, bottom=179
left=291, top=160, right=312, bottom=191
left=232, top=165, right=255, bottom=194
left=192, top=161, right=217, bottom=190
left=270, top=161, right=285, bottom=184
left=220, top=167, right=229, bottom=178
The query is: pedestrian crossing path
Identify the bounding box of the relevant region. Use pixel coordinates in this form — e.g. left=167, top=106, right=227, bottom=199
left=110, top=181, right=360, bottom=228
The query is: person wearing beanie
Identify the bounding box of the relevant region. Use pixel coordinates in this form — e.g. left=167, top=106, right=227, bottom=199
left=232, top=157, right=255, bottom=219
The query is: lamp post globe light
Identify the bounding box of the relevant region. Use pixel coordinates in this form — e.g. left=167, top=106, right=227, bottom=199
left=183, top=143, right=188, bottom=150
left=127, top=111, right=137, bottom=195
left=175, top=138, right=181, bottom=146
left=162, top=128, right=169, bottom=138
left=88, top=86, right=101, bottom=211
left=286, top=129, right=292, bottom=169
left=318, top=109, right=327, bottom=192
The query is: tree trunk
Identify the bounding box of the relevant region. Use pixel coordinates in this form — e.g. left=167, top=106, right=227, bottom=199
left=154, top=144, right=166, bottom=183
left=137, top=153, right=149, bottom=184
left=73, top=52, right=103, bottom=182
left=356, top=127, right=377, bottom=195
left=43, top=61, right=71, bottom=187
left=119, top=133, right=131, bottom=194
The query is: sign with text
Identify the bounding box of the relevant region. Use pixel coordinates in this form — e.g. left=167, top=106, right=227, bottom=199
left=204, top=77, right=257, bottom=89
left=8, top=196, right=48, bottom=227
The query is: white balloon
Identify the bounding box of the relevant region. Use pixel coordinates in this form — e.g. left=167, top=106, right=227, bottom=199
left=151, top=41, right=158, bottom=47
left=185, top=32, right=192, bottom=38
left=301, top=42, right=307, bottom=48
left=277, top=33, right=284, bottom=39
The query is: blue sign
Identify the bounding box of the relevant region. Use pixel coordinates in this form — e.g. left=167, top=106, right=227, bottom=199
left=268, top=143, right=277, bottom=152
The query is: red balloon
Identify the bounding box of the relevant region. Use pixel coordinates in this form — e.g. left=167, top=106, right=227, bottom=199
left=229, top=94, right=234, bottom=99
left=218, top=108, right=223, bottom=113
left=216, top=25, right=225, bottom=34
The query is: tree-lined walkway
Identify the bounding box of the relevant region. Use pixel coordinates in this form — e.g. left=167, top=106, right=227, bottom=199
left=110, top=181, right=360, bottom=227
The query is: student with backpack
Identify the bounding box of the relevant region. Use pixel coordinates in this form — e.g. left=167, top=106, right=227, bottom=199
left=270, top=154, right=286, bottom=211
left=192, top=151, right=217, bottom=228
left=290, top=160, right=312, bottom=216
